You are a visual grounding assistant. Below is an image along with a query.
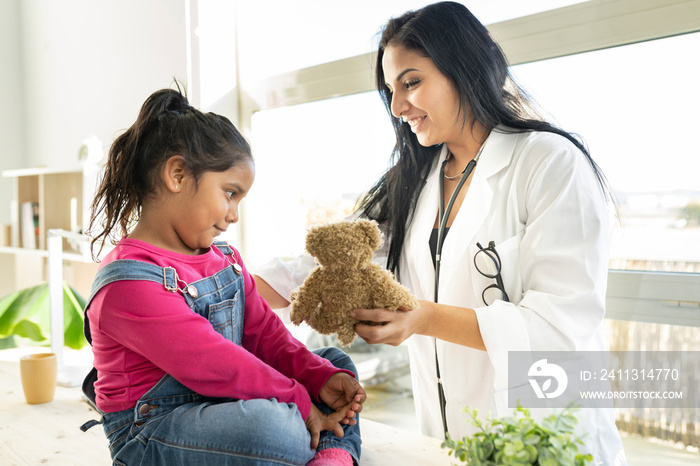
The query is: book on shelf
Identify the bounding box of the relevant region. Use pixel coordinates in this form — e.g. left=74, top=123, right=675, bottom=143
left=20, top=201, right=40, bottom=249
left=0, top=224, right=10, bottom=247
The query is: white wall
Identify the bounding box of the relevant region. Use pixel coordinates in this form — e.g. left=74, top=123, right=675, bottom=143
left=0, top=0, right=191, bottom=226
left=0, top=0, right=242, bottom=235
left=19, top=0, right=189, bottom=169
left=0, top=0, right=24, bottom=225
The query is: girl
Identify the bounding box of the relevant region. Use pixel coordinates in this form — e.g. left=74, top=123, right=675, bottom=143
left=255, top=2, right=626, bottom=464
left=81, top=86, right=365, bottom=465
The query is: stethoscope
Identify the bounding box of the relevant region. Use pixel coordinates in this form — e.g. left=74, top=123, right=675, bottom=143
left=433, top=142, right=485, bottom=438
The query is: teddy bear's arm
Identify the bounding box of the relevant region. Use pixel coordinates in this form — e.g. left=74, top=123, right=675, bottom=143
left=289, top=273, right=323, bottom=325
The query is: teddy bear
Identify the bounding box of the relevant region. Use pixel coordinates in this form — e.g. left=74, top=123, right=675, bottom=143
left=290, top=219, right=419, bottom=346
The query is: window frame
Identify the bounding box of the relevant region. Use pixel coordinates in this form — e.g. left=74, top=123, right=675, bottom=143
left=607, top=270, right=700, bottom=327
left=241, top=0, right=700, bottom=113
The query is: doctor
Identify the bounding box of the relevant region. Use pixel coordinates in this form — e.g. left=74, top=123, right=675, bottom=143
left=255, top=2, right=626, bottom=464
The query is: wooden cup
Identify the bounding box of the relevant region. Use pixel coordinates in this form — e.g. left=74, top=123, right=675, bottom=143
left=19, top=353, right=58, bottom=404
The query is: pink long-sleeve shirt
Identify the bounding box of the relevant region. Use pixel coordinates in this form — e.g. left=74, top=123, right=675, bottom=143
left=88, top=238, right=345, bottom=418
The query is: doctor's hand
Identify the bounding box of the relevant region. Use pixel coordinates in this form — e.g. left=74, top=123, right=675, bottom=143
left=353, top=301, right=487, bottom=351
left=351, top=301, right=430, bottom=346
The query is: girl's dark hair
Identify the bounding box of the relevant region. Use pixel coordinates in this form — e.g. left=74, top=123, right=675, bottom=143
left=88, top=83, right=252, bottom=259
left=358, top=1, right=613, bottom=275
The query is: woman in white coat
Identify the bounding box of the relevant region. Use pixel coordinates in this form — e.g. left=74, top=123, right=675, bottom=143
left=255, top=2, right=626, bottom=464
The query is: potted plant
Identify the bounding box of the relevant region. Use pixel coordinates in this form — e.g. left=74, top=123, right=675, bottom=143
left=442, top=403, right=592, bottom=466
left=0, top=282, right=87, bottom=350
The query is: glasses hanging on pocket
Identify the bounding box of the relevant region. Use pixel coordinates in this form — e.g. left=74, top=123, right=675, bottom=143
left=474, top=241, right=510, bottom=305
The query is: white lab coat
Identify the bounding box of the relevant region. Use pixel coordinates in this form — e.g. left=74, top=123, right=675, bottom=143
left=256, top=128, right=627, bottom=465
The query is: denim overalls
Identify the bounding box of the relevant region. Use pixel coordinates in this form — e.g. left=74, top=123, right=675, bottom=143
left=81, top=242, right=361, bottom=465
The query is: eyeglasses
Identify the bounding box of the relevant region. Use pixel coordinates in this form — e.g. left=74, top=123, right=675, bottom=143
left=474, top=241, right=510, bottom=305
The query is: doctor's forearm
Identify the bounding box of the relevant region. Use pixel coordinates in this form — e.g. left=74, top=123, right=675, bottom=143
left=417, top=300, right=486, bottom=351
left=253, top=275, right=291, bottom=309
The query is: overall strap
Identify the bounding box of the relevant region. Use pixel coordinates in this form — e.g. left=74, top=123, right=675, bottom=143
left=83, top=260, right=177, bottom=344
left=212, top=240, right=235, bottom=256
left=87, top=260, right=177, bottom=305
left=84, top=243, right=236, bottom=343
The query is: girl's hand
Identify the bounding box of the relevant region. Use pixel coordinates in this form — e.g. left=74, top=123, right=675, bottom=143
left=319, top=373, right=366, bottom=426
left=305, top=404, right=347, bottom=450
left=351, top=302, right=428, bottom=346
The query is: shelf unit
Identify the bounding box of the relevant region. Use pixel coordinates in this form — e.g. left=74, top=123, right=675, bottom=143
left=4, top=167, right=83, bottom=250
left=0, top=167, right=97, bottom=299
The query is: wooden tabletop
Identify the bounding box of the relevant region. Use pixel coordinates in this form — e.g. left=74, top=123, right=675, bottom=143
left=0, top=359, right=111, bottom=465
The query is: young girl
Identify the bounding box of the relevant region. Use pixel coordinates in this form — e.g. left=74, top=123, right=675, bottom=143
left=80, top=87, right=365, bottom=465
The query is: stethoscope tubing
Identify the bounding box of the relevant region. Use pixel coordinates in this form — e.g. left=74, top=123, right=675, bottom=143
left=434, top=157, right=478, bottom=302
left=432, top=153, right=479, bottom=438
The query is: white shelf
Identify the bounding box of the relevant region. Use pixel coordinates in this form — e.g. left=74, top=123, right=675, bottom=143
left=0, top=246, right=91, bottom=263
left=1, top=168, right=97, bottom=298
left=2, top=166, right=83, bottom=178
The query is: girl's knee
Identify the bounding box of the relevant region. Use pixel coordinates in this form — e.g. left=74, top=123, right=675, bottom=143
left=313, top=347, right=357, bottom=375
left=238, top=399, right=309, bottom=439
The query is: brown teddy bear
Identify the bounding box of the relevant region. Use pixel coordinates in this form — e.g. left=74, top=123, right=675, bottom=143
left=290, top=219, right=419, bottom=346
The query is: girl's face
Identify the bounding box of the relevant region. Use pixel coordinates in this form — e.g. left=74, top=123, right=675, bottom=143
left=174, top=158, right=255, bottom=254
left=382, top=45, right=464, bottom=148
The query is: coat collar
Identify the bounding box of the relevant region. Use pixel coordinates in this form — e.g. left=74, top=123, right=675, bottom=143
left=478, top=127, right=516, bottom=181
left=404, top=127, right=519, bottom=300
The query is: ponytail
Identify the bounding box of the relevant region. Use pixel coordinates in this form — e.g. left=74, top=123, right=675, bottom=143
left=87, top=84, right=251, bottom=259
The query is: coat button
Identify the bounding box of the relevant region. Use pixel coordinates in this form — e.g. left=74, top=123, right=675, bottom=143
left=139, top=404, right=151, bottom=415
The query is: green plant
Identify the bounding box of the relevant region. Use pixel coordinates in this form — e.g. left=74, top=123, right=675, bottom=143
left=0, top=282, right=87, bottom=350
left=442, top=403, right=593, bottom=466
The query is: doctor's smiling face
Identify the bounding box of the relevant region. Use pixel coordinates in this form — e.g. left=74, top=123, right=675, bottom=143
left=382, top=45, right=464, bottom=148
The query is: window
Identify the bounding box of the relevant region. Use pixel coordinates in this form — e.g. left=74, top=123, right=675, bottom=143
left=242, top=92, right=393, bottom=268
left=511, top=32, right=700, bottom=272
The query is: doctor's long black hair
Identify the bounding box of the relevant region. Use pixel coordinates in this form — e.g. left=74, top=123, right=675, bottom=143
left=357, top=1, right=613, bottom=276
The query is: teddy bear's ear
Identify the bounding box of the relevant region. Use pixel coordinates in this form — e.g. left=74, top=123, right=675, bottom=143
left=305, top=225, right=323, bottom=256
left=357, top=219, right=382, bottom=251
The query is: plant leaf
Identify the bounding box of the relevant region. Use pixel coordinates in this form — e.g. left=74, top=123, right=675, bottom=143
left=0, top=283, right=87, bottom=349
left=0, top=284, right=48, bottom=335
left=12, top=319, right=47, bottom=341
left=63, top=283, right=87, bottom=349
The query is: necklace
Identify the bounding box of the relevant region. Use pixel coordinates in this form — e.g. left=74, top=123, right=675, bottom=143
left=443, top=142, right=486, bottom=180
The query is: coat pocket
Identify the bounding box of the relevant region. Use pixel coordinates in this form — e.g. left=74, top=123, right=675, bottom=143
left=469, top=231, right=524, bottom=306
